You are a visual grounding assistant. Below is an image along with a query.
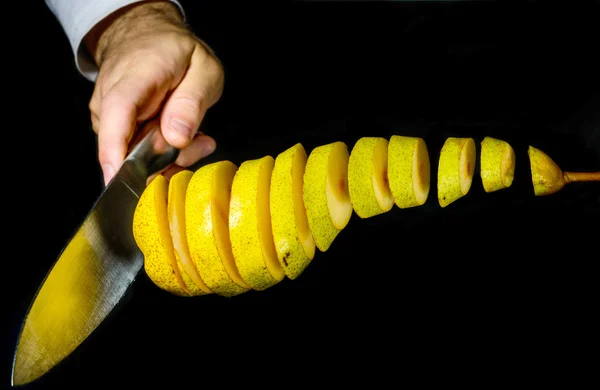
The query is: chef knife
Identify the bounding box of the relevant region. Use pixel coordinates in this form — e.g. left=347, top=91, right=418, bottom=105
left=11, top=126, right=178, bottom=386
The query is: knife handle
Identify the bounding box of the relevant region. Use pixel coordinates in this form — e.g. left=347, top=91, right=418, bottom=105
left=125, top=126, right=180, bottom=178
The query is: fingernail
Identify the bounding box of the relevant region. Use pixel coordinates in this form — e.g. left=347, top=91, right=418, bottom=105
left=201, top=141, right=216, bottom=158
left=102, top=164, right=115, bottom=185
left=170, top=118, right=194, bottom=140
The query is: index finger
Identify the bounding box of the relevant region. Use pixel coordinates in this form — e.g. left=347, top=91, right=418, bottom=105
left=97, top=76, right=159, bottom=185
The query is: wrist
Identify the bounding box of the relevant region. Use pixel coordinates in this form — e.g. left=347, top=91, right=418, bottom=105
left=83, top=1, right=185, bottom=67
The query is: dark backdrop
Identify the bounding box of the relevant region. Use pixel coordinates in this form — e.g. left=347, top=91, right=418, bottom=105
left=6, top=1, right=599, bottom=388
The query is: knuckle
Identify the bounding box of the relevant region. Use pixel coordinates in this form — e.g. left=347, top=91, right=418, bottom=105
left=101, top=87, right=137, bottom=113
left=91, top=114, right=99, bottom=134
left=213, top=77, right=224, bottom=102
left=179, top=92, right=206, bottom=110
left=97, top=149, right=112, bottom=165
left=97, top=146, right=124, bottom=167
left=101, top=88, right=126, bottom=106
left=88, top=98, right=97, bottom=114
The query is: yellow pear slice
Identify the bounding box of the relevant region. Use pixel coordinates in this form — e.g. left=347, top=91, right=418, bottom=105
left=303, top=141, right=353, bottom=252
left=480, top=136, right=515, bottom=193
left=167, top=170, right=213, bottom=296
left=270, top=143, right=316, bottom=279
left=388, top=135, right=430, bottom=208
left=229, top=156, right=285, bottom=291
left=528, top=146, right=600, bottom=196
left=437, top=137, right=476, bottom=207
left=186, top=161, right=251, bottom=297
left=133, top=175, right=191, bottom=296
left=348, top=137, right=394, bottom=218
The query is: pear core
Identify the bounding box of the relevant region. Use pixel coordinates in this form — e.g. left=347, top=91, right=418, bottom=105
left=501, top=144, right=516, bottom=188
left=459, top=138, right=476, bottom=195
left=413, top=138, right=431, bottom=205
left=257, top=157, right=285, bottom=281
left=372, top=138, right=394, bottom=211
left=326, top=142, right=352, bottom=230
left=292, top=146, right=315, bottom=260
left=212, top=162, right=250, bottom=289
left=168, top=170, right=212, bottom=295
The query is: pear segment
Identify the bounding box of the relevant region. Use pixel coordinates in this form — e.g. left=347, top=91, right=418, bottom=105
left=168, top=170, right=213, bottom=296
left=437, top=137, right=476, bottom=207
left=133, top=175, right=190, bottom=296
left=230, top=156, right=285, bottom=290
left=304, top=141, right=352, bottom=252
left=528, top=146, right=566, bottom=196
left=186, top=161, right=251, bottom=297
left=270, top=143, right=316, bottom=279
left=480, top=136, right=515, bottom=193
left=348, top=137, right=394, bottom=218
left=388, top=135, right=430, bottom=208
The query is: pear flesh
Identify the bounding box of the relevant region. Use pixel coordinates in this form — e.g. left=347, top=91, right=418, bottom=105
left=270, top=143, right=316, bottom=280
left=437, top=137, right=476, bottom=207
left=168, top=170, right=213, bottom=295
left=348, top=137, right=394, bottom=218
left=388, top=135, right=430, bottom=208
left=229, top=156, right=285, bottom=291
left=304, top=141, right=353, bottom=252
left=528, top=146, right=600, bottom=196
left=133, top=175, right=191, bottom=296
left=480, top=136, right=515, bottom=193
left=186, top=161, right=251, bottom=297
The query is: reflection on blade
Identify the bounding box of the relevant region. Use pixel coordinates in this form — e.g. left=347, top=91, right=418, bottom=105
left=12, top=169, right=144, bottom=386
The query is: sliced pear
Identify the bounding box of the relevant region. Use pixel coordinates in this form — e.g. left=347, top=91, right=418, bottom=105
left=480, top=136, right=515, bottom=193
left=303, top=141, right=353, bottom=252
left=133, top=175, right=191, bottom=296
left=167, top=170, right=213, bottom=296
left=437, top=137, right=476, bottom=207
left=229, top=156, right=285, bottom=291
left=186, top=161, right=251, bottom=297
left=388, top=135, right=430, bottom=208
left=270, top=143, right=315, bottom=279
left=528, top=146, right=600, bottom=196
left=348, top=137, right=394, bottom=218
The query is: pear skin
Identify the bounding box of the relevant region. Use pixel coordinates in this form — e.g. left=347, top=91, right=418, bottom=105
left=528, top=146, right=565, bottom=196
left=229, top=156, right=285, bottom=291
left=388, top=135, right=430, bottom=208
left=133, top=175, right=191, bottom=296
left=167, top=170, right=213, bottom=296
left=270, top=143, right=316, bottom=280
left=437, top=137, right=476, bottom=208
left=303, top=141, right=353, bottom=252
left=480, top=136, right=515, bottom=193
left=528, top=146, right=600, bottom=196
left=186, top=161, right=251, bottom=297
left=348, top=137, right=394, bottom=218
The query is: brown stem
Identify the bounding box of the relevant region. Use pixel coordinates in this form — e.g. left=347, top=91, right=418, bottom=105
left=564, top=171, right=600, bottom=184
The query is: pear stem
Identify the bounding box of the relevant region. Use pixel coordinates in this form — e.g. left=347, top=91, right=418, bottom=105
left=564, top=171, right=600, bottom=184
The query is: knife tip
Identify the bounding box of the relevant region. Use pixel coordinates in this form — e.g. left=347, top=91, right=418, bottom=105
left=10, top=363, right=23, bottom=387
left=11, top=365, right=42, bottom=387
left=11, top=343, right=45, bottom=387
left=11, top=361, right=29, bottom=387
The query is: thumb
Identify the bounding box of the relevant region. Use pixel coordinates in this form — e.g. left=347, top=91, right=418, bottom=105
left=160, top=46, right=224, bottom=149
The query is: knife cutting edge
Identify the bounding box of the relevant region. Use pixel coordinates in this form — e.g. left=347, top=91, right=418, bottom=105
left=11, top=127, right=178, bottom=386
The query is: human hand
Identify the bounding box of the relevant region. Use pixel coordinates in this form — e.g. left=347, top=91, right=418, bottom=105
left=84, top=1, right=224, bottom=185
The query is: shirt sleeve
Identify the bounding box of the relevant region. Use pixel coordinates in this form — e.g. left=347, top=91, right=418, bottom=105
left=45, top=0, right=185, bottom=82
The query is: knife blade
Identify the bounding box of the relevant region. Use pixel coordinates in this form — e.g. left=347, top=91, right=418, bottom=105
left=11, top=126, right=178, bottom=386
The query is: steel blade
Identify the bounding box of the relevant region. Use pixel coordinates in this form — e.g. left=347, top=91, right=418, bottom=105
left=11, top=159, right=148, bottom=386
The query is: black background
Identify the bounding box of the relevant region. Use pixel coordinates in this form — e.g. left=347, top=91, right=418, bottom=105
left=5, top=1, right=600, bottom=388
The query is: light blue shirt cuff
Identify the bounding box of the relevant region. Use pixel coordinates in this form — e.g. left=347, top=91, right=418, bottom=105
left=45, top=0, right=185, bottom=82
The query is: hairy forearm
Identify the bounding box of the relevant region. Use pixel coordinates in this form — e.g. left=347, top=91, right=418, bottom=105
left=83, top=1, right=185, bottom=67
